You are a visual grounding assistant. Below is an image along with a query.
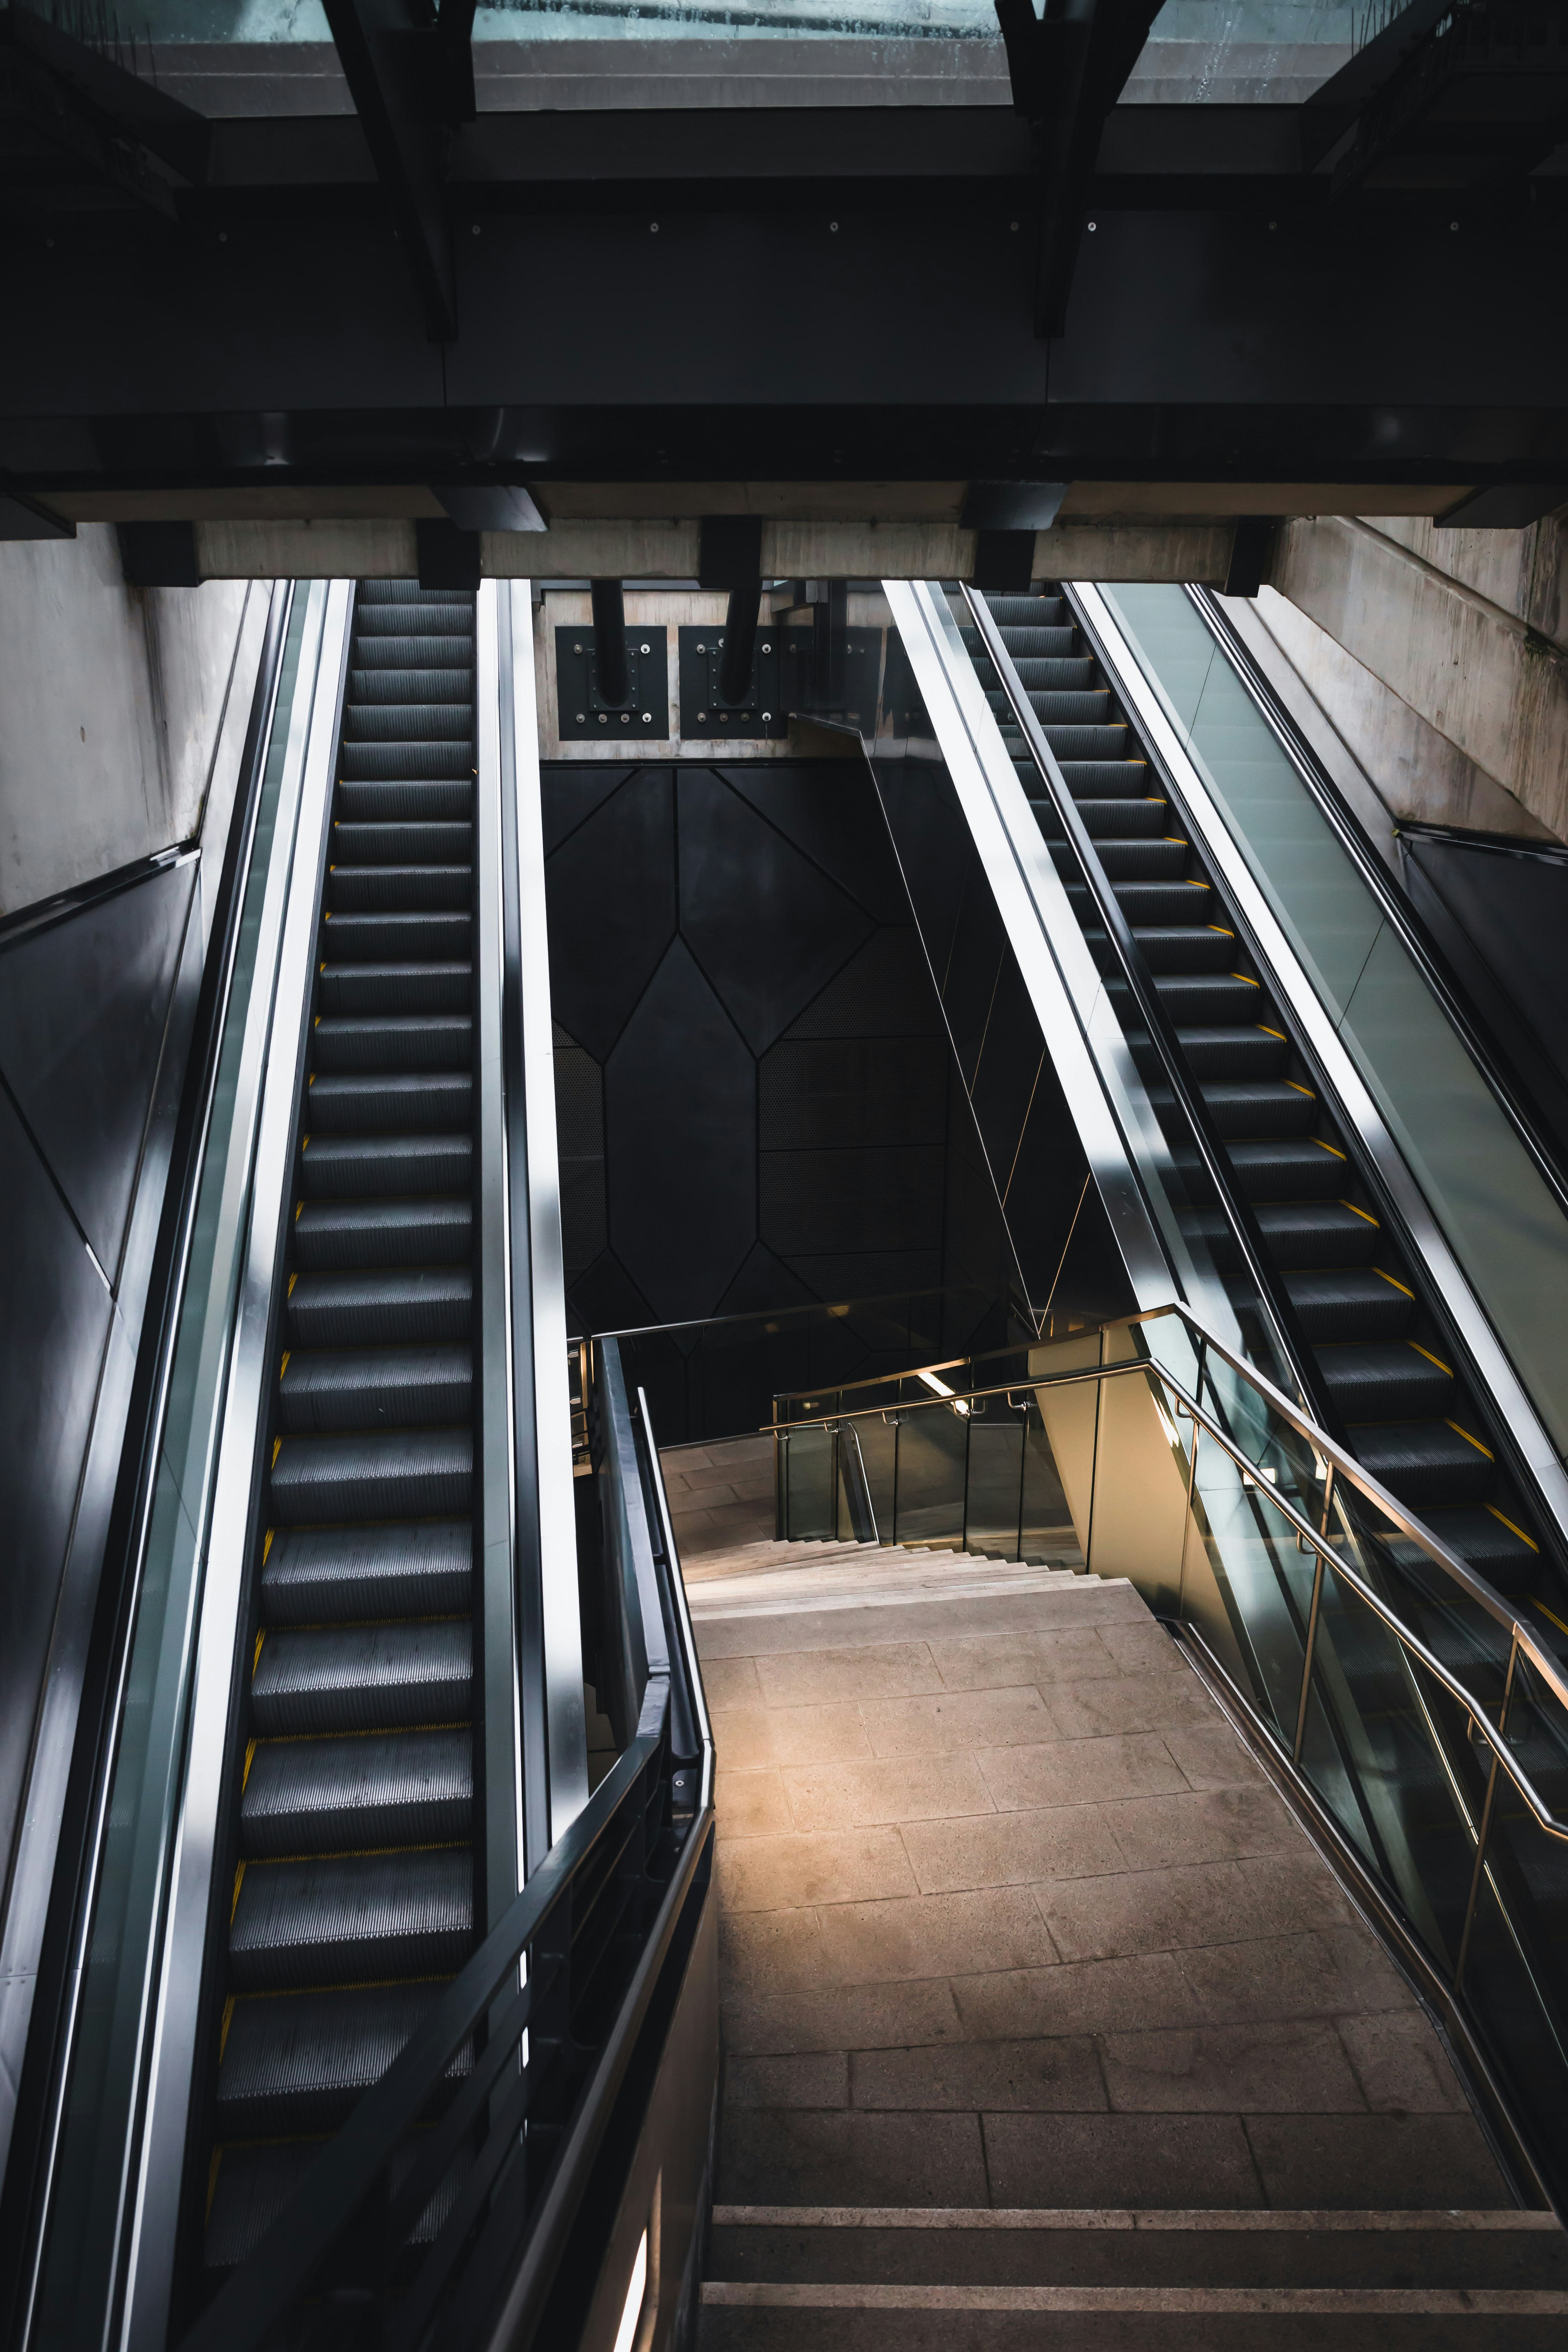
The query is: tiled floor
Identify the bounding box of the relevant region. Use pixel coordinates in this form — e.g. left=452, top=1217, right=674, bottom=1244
left=663, top=1433, right=777, bottom=1556
left=693, top=1572, right=1509, bottom=2214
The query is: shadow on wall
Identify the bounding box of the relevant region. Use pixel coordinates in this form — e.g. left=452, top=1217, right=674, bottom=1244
left=542, top=758, right=1019, bottom=1441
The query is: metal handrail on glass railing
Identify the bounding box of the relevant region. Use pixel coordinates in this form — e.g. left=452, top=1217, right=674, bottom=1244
left=176, top=1334, right=713, bottom=2352
left=961, top=585, right=1339, bottom=1437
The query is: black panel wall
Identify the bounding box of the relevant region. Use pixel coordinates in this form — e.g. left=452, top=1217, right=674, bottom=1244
left=543, top=759, right=1016, bottom=1441
left=0, top=857, right=196, bottom=1905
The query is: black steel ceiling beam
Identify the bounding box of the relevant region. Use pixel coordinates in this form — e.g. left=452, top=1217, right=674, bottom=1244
left=0, top=4, right=210, bottom=216
left=320, top=0, right=471, bottom=339
left=994, top=0, right=1164, bottom=337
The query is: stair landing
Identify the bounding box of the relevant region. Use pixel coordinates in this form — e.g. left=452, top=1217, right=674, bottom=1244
left=687, top=1562, right=1561, bottom=2342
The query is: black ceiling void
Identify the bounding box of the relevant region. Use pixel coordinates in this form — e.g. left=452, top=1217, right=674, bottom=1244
left=541, top=759, right=1019, bottom=1440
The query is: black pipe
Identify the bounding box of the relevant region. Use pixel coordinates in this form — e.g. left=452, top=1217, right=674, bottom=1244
left=590, top=578, right=627, bottom=707
left=718, top=578, right=760, bottom=708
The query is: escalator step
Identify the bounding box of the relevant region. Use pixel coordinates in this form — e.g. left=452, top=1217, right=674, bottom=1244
left=1067, top=797, right=1170, bottom=839
left=347, top=668, right=474, bottom=706
left=317, top=962, right=473, bottom=1018
left=1221, top=1137, right=1348, bottom=1200
left=250, top=1619, right=473, bottom=1736
left=1316, top=1340, right=1455, bottom=1418
left=1130, top=973, right=1262, bottom=1022
left=990, top=687, right=1111, bottom=726
left=216, top=1982, right=469, bottom=2138
left=1284, top=1266, right=1415, bottom=1339
left=307, top=1071, right=474, bottom=1134
left=300, top=1131, right=473, bottom=1198
left=332, top=819, right=473, bottom=866
left=293, top=1195, right=472, bottom=1269
left=241, top=1727, right=473, bottom=1856
left=989, top=626, right=1077, bottom=656
left=1181, top=1025, right=1290, bottom=1080
left=270, top=1426, right=473, bottom=1522
left=336, top=780, right=473, bottom=821
left=344, top=704, right=478, bottom=745
left=1255, top=1199, right=1382, bottom=1266
left=1035, top=724, right=1128, bottom=758
left=1011, top=657, right=1094, bottom=689
left=340, top=740, right=473, bottom=780
left=1059, top=759, right=1150, bottom=795
left=261, top=1520, right=472, bottom=1624
left=278, top=1343, right=473, bottom=1433
left=1091, top=878, right=1213, bottom=922
left=320, top=909, right=472, bottom=960
left=228, top=1848, right=473, bottom=1991
left=1346, top=1420, right=1495, bottom=1509
left=1194, top=1079, right=1319, bottom=1137
left=204, top=2145, right=318, bottom=2272
left=1061, top=837, right=1190, bottom=881
left=359, top=583, right=473, bottom=608
left=350, top=637, right=474, bottom=671
left=312, top=1010, right=473, bottom=1073
left=1119, top=923, right=1237, bottom=973
left=286, top=1265, right=472, bottom=1346
left=985, top=596, right=1065, bottom=625
left=326, top=864, right=473, bottom=914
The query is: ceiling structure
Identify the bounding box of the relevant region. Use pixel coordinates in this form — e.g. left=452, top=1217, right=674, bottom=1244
left=3, top=0, right=1567, bottom=563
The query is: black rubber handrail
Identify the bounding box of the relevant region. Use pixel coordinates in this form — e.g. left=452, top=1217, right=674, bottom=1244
left=961, top=583, right=1345, bottom=1441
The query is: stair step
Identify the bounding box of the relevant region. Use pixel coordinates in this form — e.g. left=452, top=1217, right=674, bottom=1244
left=336, top=780, right=474, bottom=821
left=286, top=1265, right=472, bottom=1346
left=1348, top=1419, right=1495, bottom=1510
left=340, top=740, right=472, bottom=780
left=299, top=1131, right=473, bottom=1198
left=1176, top=1024, right=1289, bottom=1081
left=349, top=637, right=474, bottom=671
left=1058, top=759, right=1150, bottom=796
left=1188, top=1080, right=1319, bottom=1137
left=1288, top=1267, right=1416, bottom=1340
left=251, top=1619, right=473, bottom=1736
left=269, top=1426, right=473, bottom=1522
left=228, top=1847, right=473, bottom=1990
left=343, top=703, right=475, bottom=743
left=307, top=1070, right=474, bottom=1135
left=313, top=1012, right=473, bottom=1074
left=347, top=669, right=473, bottom=705
left=317, top=963, right=472, bottom=1018
left=241, top=1727, right=473, bottom=1855
left=293, top=1195, right=471, bottom=1270
left=278, top=1343, right=472, bottom=1433
left=216, top=1981, right=469, bottom=2138
left=261, top=1521, right=472, bottom=1624
left=1118, top=924, right=1236, bottom=973
left=1255, top=1199, right=1382, bottom=1267
left=1063, top=796, right=1171, bottom=839
left=1316, top=1340, right=1454, bottom=1420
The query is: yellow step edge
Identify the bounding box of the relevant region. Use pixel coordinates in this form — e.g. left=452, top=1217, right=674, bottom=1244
left=1446, top=1419, right=1494, bottom=1460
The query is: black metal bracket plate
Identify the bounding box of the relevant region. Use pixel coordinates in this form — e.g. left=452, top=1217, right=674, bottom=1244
left=677, top=625, right=882, bottom=738
left=556, top=626, right=671, bottom=741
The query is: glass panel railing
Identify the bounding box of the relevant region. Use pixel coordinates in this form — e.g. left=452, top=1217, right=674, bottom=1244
left=27, top=585, right=328, bottom=2350
left=1097, top=580, right=1568, bottom=1466
left=774, top=1298, right=1568, bottom=2205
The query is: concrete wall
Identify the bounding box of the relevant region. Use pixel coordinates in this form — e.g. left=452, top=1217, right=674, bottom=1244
left=0, top=524, right=256, bottom=914
left=1266, top=510, right=1568, bottom=848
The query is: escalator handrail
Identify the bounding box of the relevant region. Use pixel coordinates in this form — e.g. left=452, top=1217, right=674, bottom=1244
left=960, top=583, right=1341, bottom=1438
left=0, top=581, right=295, bottom=2352
left=768, top=1295, right=1568, bottom=1739
left=1187, top=581, right=1568, bottom=1226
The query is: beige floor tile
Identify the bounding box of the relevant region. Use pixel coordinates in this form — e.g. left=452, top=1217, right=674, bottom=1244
left=758, top=1641, right=943, bottom=1706
left=1098, top=2019, right=1366, bottom=2113
left=1243, top=2112, right=1508, bottom=2208
left=718, top=2108, right=989, bottom=2206
left=1104, top=1784, right=1306, bottom=1871
left=711, top=1701, right=872, bottom=1771
left=1094, top=1620, right=1188, bottom=1677
left=1037, top=1859, right=1256, bottom=1962
left=1162, top=1717, right=1266, bottom=1790
left=1043, top=1669, right=1212, bottom=1742
left=854, top=2035, right=1105, bottom=2113
left=860, top=1684, right=1054, bottom=1758
left=722, top=1976, right=963, bottom=2056
left=1178, top=1930, right=1417, bottom=2024
left=927, top=1627, right=1121, bottom=1692
left=984, top=2111, right=1263, bottom=2208
left=899, top=1803, right=1125, bottom=1895
left=815, top=1886, right=1059, bottom=1986
left=782, top=1752, right=997, bottom=1832
left=977, top=1731, right=1190, bottom=1812
left=725, top=2051, right=848, bottom=2109
left=717, top=1828, right=920, bottom=1913
left=722, top=1907, right=827, bottom=1995
left=717, top=1767, right=796, bottom=1838
left=1334, top=2009, right=1471, bottom=2113
left=953, top=1951, right=1204, bottom=2040
left=701, top=1654, right=764, bottom=1710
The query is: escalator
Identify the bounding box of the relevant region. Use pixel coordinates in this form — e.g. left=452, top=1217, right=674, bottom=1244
left=197, top=582, right=481, bottom=2283
left=964, top=587, right=1560, bottom=1627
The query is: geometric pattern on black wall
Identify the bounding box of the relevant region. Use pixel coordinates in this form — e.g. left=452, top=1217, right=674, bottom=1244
left=543, top=759, right=1019, bottom=1430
